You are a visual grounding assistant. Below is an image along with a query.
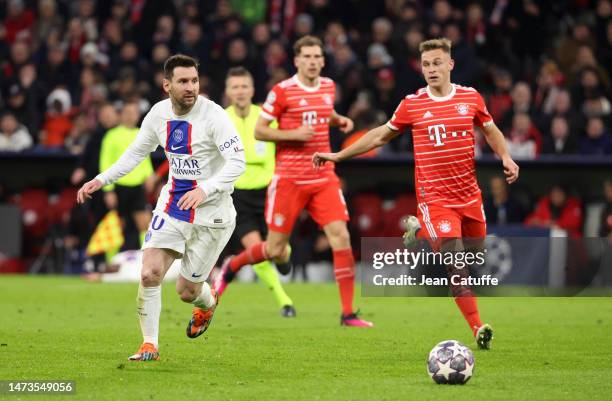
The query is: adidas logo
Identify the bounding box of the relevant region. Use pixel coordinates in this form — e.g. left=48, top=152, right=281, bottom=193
left=423, top=111, right=433, bottom=118
left=299, top=98, right=308, bottom=106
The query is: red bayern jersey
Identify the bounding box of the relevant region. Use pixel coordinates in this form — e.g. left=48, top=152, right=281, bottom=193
left=260, top=75, right=336, bottom=181
left=387, top=84, right=494, bottom=207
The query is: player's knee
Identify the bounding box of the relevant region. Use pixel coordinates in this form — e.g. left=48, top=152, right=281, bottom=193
left=178, top=288, right=197, bottom=303
left=141, top=265, right=163, bottom=286
left=328, top=226, right=351, bottom=248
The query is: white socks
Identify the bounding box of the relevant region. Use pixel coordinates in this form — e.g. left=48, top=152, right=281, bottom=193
left=137, top=284, right=161, bottom=348
left=192, top=282, right=215, bottom=310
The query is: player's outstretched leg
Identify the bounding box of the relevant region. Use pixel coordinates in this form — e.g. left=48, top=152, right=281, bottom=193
left=186, top=284, right=219, bottom=338
left=475, top=323, right=494, bottom=350
left=128, top=342, right=160, bottom=361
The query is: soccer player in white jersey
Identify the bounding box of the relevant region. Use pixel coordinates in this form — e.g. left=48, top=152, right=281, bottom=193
left=77, top=55, right=246, bottom=361
left=314, top=38, right=519, bottom=349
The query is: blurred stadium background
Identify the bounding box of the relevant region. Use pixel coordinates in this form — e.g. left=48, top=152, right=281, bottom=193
left=0, top=0, right=610, bottom=279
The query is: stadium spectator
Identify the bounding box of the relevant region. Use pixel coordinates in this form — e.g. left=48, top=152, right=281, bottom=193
left=79, top=41, right=109, bottom=72
left=4, top=40, right=31, bottom=79
left=443, top=22, right=480, bottom=87
left=580, top=117, right=612, bottom=155
left=483, top=175, right=526, bottom=225
left=40, top=87, right=74, bottom=148
left=501, top=81, right=536, bottom=131
left=487, top=69, right=513, bottom=122
left=64, top=112, right=89, bottom=155
left=556, top=21, right=597, bottom=79
left=178, top=20, right=210, bottom=64
left=541, top=89, right=582, bottom=135
left=74, top=0, right=98, bottom=42
left=465, top=2, right=487, bottom=54
left=32, top=0, right=64, bottom=52
left=542, top=116, right=578, bottom=155
left=39, top=44, right=71, bottom=90
left=4, top=64, right=43, bottom=136
left=292, top=13, right=314, bottom=42
left=572, top=66, right=611, bottom=120
left=65, top=18, right=87, bottom=65
left=371, top=67, right=402, bottom=118
left=98, top=18, right=124, bottom=63
left=534, top=61, right=564, bottom=117
left=506, top=112, right=541, bottom=160
left=0, top=111, right=32, bottom=152
left=525, top=185, right=583, bottom=237
left=3, top=0, right=35, bottom=44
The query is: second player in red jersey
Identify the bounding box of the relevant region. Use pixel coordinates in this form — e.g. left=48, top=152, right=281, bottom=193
left=216, top=36, right=373, bottom=327
left=314, top=38, right=520, bottom=349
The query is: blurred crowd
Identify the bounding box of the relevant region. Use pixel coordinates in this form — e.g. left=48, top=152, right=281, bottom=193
left=0, top=0, right=610, bottom=157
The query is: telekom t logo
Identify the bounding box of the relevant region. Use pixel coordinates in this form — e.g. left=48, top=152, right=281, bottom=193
left=302, top=111, right=318, bottom=126
left=428, top=124, right=446, bottom=147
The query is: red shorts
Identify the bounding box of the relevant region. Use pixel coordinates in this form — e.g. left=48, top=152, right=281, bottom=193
left=265, top=174, right=349, bottom=234
left=416, top=201, right=486, bottom=242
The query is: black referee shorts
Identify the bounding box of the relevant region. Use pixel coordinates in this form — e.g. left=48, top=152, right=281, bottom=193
left=232, top=188, right=268, bottom=240
left=115, top=184, right=147, bottom=217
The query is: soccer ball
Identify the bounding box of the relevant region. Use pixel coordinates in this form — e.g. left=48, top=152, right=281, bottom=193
left=427, top=340, right=475, bottom=384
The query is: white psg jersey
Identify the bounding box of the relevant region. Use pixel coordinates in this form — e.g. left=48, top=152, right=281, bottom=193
left=96, top=96, right=245, bottom=227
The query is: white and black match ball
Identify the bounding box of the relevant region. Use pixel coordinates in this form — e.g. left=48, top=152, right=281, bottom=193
left=427, top=340, right=475, bottom=384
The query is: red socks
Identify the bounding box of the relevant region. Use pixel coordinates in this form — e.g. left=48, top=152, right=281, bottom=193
left=229, top=242, right=268, bottom=273
left=454, top=296, right=482, bottom=335
left=333, top=248, right=355, bottom=315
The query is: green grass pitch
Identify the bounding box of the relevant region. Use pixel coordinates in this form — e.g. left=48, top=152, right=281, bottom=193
left=1, top=275, right=611, bottom=401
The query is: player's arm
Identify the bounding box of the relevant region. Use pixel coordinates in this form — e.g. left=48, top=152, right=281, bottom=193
left=330, top=110, right=353, bottom=133
left=481, top=122, right=519, bottom=184
left=77, top=114, right=159, bottom=204
left=254, top=115, right=314, bottom=142
left=312, top=124, right=399, bottom=167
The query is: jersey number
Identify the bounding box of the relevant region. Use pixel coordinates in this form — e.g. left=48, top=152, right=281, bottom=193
left=302, top=111, right=318, bottom=127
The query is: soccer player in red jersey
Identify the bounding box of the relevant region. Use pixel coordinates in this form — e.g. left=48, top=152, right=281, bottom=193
left=215, top=36, right=373, bottom=327
left=313, top=38, right=520, bottom=348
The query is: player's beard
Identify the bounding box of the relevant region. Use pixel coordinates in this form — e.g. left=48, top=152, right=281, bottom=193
left=171, top=92, right=196, bottom=113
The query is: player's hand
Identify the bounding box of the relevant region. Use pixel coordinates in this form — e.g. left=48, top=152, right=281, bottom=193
left=177, top=187, right=206, bottom=210
left=502, top=156, right=519, bottom=184
left=290, top=125, right=315, bottom=141
left=312, top=152, right=340, bottom=170
left=335, top=115, right=354, bottom=133
left=76, top=178, right=103, bottom=204
left=104, top=191, right=118, bottom=209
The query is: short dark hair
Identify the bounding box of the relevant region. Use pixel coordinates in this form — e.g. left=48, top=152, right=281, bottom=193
left=163, top=54, right=199, bottom=79
left=293, top=35, right=324, bottom=56
left=419, top=37, right=452, bottom=55
left=225, top=66, right=253, bottom=82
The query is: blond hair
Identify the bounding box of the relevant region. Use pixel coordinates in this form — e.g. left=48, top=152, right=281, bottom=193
left=419, top=38, right=452, bottom=54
